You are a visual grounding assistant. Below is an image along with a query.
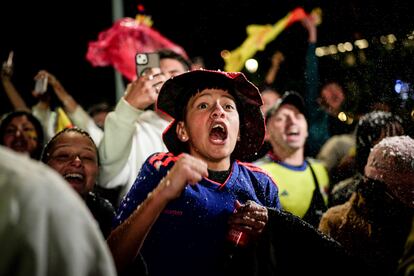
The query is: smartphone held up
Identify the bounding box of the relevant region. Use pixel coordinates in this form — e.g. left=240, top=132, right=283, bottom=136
left=136, top=52, right=160, bottom=77
left=1, top=51, right=14, bottom=77
left=34, top=76, right=48, bottom=94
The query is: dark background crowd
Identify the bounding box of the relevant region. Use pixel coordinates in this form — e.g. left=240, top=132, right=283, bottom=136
left=1, top=1, right=414, bottom=275
left=0, top=0, right=413, bottom=122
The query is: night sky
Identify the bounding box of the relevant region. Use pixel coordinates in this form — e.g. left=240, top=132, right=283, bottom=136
left=1, top=0, right=412, bottom=116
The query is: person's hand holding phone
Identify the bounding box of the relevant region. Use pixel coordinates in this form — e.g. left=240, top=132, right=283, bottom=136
left=32, top=70, right=50, bottom=104
left=1, top=51, right=14, bottom=80
left=124, top=67, right=167, bottom=110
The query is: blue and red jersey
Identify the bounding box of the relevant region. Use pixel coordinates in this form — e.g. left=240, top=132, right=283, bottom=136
left=114, top=152, right=280, bottom=276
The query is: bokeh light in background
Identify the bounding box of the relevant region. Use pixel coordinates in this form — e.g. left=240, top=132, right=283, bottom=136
left=245, top=59, right=258, bottom=73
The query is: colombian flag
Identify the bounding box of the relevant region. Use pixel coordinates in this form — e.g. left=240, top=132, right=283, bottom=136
left=222, top=7, right=309, bottom=72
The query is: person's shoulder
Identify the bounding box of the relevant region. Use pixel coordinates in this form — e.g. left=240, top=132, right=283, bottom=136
left=0, top=146, right=100, bottom=236
left=251, top=154, right=272, bottom=167
left=306, top=157, right=325, bottom=164
left=306, top=157, right=328, bottom=170
left=86, top=192, right=116, bottom=214
left=0, top=147, right=95, bottom=219
left=0, top=146, right=75, bottom=199
left=237, top=160, right=269, bottom=173
left=0, top=147, right=117, bottom=276
left=236, top=160, right=278, bottom=182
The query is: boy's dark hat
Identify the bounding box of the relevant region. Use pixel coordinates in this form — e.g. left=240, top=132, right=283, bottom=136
left=265, top=90, right=306, bottom=121
left=157, top=69, right=265, bottom=161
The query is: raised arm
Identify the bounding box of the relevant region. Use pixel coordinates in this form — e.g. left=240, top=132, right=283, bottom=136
left=34, top=70, right=78, bottom=113
left=98, top=68, right=167, bottom=186
left=1, top=56, right=30, bottom=111
left=34, top=70, right=105, bottom=144
left=264, top=50, right=284, bottom=86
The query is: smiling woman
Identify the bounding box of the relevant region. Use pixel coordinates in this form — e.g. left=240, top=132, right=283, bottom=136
left=0, top=110, right=44, bottom=160
left=41, top=127, right=115, bottom=238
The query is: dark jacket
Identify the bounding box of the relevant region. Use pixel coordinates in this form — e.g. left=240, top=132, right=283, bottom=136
left=224, top=208, right=374, bottom=276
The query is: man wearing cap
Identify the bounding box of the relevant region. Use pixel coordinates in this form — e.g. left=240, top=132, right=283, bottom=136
left=107, top=69, right=281, bottom=276
left=319, top=135, right=414, bottom=275
left=254, top=91, right=329, bottom=227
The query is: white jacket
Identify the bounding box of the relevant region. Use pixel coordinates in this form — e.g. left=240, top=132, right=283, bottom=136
left=0, top=146, right=116, bottom=276
left=98, top=97, right=170, bottom=204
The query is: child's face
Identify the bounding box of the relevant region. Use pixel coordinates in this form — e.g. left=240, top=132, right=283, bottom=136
left=178, top=88, right=240, bottom=165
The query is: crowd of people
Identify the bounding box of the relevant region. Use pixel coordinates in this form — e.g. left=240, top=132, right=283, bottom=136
left=1, top=13, right=413, bottom=276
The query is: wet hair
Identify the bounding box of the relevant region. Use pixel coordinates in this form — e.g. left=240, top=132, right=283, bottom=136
left=158, top=49, right=192, bottom=71
left=355, top=111, right=404, bottom=173
left=40, top=127, right=99, bottom=164
left=0, top=110, right=44, bottom=160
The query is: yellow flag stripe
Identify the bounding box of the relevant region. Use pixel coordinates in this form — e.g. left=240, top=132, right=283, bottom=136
left=55, top=107, right=73, bottom=133
left=223, top=10, right=296, bottom=72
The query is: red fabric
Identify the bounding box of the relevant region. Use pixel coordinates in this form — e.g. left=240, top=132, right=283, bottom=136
left=86, top=18, right=188, bottom=81
left=286, top=7, right=307, bottom=27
